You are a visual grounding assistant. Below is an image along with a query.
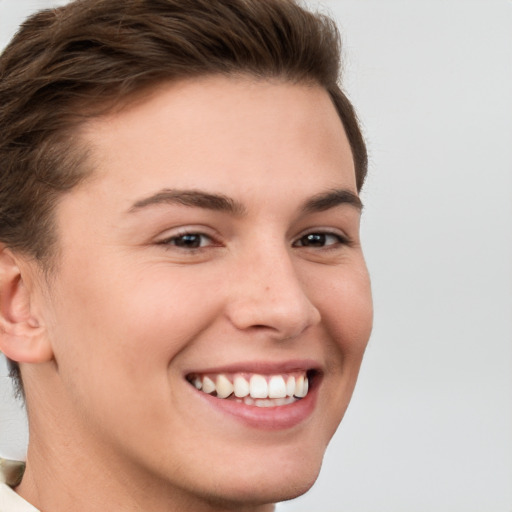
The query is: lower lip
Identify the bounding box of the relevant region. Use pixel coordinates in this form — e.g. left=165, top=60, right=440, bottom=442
left=192, top=380, right=320, bottom=430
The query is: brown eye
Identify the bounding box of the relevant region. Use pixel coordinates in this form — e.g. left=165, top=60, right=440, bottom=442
left=294, top=232, right=345, bottom=248
left=175, top=234, right=202, bottom=248
left=301, top=233, right=326, bottom=247
left=163, top=233, right=212, bottom=249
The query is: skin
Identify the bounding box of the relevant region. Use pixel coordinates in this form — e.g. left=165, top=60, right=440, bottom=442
left=6, top=76, right=372, bottom=511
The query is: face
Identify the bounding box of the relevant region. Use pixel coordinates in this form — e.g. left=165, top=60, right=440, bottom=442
left=34, top=76, right=372, bottom=508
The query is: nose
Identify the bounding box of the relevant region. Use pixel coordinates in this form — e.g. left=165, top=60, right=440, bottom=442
left=225, top=247, right=321, bottom=341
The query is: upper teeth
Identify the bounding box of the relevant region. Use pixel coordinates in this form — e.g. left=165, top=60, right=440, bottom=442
left=189, top=372, right=309, bottom=399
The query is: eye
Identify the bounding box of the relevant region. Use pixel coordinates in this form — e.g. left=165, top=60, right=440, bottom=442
left=293, top=232, right=347, bottom=248
left=160, top=232, right=214, bottom=249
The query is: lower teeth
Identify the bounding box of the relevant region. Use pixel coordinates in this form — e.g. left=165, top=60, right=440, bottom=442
left=233, top=396, right=298, bottom=407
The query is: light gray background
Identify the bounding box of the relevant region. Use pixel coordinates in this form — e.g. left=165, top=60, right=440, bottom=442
left=1, top=1, right=511, bottom=511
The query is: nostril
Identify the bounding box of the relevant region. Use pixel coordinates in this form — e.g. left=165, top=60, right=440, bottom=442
left=246, top=324, right=303, bottom=342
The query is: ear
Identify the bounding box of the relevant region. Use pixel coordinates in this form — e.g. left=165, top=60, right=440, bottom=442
left=0, top=246, right=53, bottom=364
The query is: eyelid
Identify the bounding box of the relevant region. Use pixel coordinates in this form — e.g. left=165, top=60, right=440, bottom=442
left=156, top=226, right=222, bottom=248
left=292, top=228, right=351, bottom=247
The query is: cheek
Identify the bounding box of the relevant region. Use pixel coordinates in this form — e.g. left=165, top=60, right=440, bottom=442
left=46, top=263, right=220, bottom=387
left=317, top=264, right=373, bottom=357
left=61, top=265, right=226, bottom=377
left=43, top=266, right=228, bottom=434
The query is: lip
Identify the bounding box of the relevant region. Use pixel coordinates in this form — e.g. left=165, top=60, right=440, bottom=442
left=183, top=359, right=321, bottom=376
left=183, top=360, right=322, bottom=430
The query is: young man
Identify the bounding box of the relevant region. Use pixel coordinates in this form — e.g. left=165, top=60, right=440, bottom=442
left=0, top=1, right=373, bottom=510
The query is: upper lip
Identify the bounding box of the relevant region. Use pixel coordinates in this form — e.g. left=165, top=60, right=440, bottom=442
left=183, top=359, right=322, bottom=376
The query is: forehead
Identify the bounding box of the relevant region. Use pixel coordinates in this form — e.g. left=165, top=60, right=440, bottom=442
left=77, top=75, right=356, bottom=207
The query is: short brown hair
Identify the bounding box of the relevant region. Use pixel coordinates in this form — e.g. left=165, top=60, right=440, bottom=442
left=0, top=0, right=367, bottom=395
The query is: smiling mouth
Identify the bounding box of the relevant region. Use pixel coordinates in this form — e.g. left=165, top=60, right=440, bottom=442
left=186, top=370, right=317, bottom=408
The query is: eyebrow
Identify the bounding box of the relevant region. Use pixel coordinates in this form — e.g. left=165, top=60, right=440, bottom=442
left=301, top=189, right=363, bottom=213
left=128, top=187, right=362, bottom=215
left=128, top=189, right=247, bottom=216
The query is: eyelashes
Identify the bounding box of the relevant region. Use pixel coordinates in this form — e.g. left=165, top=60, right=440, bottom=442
left=160, top=232, right=215, bottom=249
left=158, top=229, right=351, bottom=252
left=292, top=232, right=349, bottom=248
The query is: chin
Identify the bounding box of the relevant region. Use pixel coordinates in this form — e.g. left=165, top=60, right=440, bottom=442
left=198, top=445, right=325, bottom=507
left=199, top=465, right=321, bottom=510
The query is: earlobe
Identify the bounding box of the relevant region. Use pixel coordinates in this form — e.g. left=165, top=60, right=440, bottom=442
left=0, top=246, right=53, bottom=364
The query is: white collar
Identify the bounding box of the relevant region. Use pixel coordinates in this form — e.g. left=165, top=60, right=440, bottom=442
left=0, top=483, right=39, bottom=512
left=0, top=458, right=38, bottom=511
